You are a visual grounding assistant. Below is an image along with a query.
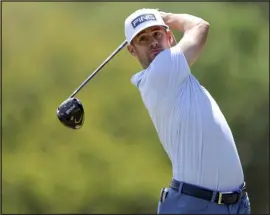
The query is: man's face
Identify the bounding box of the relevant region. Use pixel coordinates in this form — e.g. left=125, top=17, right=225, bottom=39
left=127, top=26, right=173, bottom=69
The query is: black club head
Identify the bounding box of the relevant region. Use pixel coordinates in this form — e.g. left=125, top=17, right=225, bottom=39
left=56, top=97, right=84, bottom=129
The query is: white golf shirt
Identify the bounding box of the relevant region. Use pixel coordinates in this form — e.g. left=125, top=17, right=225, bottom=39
left=131, top=44, right=244, bottom=192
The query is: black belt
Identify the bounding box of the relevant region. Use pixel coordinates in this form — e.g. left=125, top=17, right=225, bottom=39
left=170, top=179, right=247, bottom=205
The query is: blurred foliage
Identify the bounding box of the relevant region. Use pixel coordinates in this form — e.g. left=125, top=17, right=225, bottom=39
left=2, top=2, right=269, bottom=214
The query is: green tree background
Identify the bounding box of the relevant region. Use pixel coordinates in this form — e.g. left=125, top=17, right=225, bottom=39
left=2, top=2, right=269, bottom=214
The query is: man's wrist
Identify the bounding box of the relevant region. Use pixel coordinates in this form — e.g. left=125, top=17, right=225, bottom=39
left=158, top=10, right=180, bottom=30
left=158, top=11, right=206, bottom=33
left=159, top=11, right=174, bottom=23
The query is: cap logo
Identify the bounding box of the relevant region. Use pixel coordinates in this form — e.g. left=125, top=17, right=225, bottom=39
left=131, top=13, right=156, bottom=28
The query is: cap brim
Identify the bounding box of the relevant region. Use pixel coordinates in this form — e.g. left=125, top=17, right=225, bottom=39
left=128, top=23, right=169, bottom=44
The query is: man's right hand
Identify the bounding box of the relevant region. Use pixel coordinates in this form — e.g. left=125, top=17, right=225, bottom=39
left=158, top=10, right=210, bottom=67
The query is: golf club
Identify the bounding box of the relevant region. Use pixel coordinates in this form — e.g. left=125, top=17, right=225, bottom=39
left=56, top=40, right=128, bottom=129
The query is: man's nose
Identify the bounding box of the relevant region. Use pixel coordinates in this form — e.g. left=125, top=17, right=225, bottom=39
left=149, top=37, right=158, bottom=48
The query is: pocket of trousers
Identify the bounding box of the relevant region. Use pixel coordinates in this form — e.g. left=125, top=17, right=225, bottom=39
left=157, top=187, right=183, bottom=214
left=159, top=187, right=179, bottom=203
left=159, top=188, right=169, bottom=203
left=238, top=194, right=251, bottom=214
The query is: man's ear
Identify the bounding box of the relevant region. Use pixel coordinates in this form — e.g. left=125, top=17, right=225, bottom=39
left=127, top=44, right=136, bottom=56
left=167, top=30, right=177, bottom=47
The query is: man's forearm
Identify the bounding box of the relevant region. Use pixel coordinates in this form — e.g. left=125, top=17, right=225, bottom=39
left=159, top=11, right=210, bottom=66
left=160, top=12, right=209, bottom=33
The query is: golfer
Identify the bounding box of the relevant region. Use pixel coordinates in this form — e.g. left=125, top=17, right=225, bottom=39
left=124, top=8, right=251, bottom=214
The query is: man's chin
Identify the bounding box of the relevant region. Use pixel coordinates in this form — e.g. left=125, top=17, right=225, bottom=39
left=151, top=52, right=161, bottom=60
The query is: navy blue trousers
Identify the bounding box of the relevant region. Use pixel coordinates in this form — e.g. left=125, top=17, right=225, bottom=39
left=157, top=182, right=251, bottom=214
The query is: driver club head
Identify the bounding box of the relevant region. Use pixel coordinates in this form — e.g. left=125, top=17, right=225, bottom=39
left=56, top=97, right=84, bottom=129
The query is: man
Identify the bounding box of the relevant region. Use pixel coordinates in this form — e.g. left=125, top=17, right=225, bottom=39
left=124, top=8, right=251, bottom=214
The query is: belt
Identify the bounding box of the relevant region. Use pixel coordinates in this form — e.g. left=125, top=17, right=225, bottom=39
left=170, top=179, right=247, bottom=205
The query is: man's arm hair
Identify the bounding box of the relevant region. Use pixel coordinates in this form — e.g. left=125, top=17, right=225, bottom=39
left=160, top=12, right=210, bottom=67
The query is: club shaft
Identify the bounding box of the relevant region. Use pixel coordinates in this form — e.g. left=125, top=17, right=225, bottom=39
left=69, top=40, right=128, bottom=98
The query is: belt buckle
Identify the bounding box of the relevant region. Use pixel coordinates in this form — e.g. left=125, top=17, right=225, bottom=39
left=218, top=192, right=224, bottom=205
left=218, top=191, right=237, bottom=205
